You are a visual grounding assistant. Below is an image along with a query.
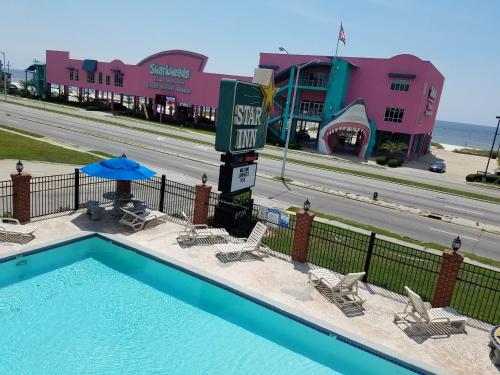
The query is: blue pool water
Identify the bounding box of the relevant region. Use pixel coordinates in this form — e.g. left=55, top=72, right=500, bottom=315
left=0, top=236, right=420, bottom=374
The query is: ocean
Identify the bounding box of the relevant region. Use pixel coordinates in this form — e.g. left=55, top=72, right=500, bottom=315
left=433, top=120, right=498, bottom=150
left=8, top=69, right=28, bottom=82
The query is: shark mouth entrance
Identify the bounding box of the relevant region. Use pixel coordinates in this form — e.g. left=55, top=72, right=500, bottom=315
left=320, top=123, right=370, bottom=157
left=317, top=99, right=372, bottom=158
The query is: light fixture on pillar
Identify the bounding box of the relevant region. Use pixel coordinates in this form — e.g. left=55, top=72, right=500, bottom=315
left=303, top=198, right=311, bottom=212
left=202, top=173, right=208, bottom=185
left=451, top=236, right=462, bottom=254
left=16, top=160, right=23, bottom=175
left=121, top=153, right=127, bottom=158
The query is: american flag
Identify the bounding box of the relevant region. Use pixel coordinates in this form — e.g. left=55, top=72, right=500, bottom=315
left=338, top=23, right=346, bottom=45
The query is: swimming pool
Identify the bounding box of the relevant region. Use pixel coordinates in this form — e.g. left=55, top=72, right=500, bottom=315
left=0, top=235, right=429, bottom=374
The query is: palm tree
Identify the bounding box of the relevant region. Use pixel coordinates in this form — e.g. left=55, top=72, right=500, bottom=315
left=379, top=141, right=408, bottom=154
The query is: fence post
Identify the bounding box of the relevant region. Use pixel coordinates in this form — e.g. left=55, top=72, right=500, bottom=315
left=363, top=232, right=376, bottom=282
left=74, top=169, right=80, bottom=210
left=193, top=183, right=211, bottom=225
left=291, top=210, right=315, bottom=263
left=10, top=171, right=32, bottom=222
left=432, top=249, right=464, bottom=307
left=158, top=175, right=166, bottom=212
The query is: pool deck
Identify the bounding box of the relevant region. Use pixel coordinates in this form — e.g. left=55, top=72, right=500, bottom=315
left=0, top=212, right=496, bottom=375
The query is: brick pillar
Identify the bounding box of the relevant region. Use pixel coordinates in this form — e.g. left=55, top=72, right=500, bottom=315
left=432, top=249, right=464, bottom=307
left=116, top=180, right=131, bottom=195
left=292, top=210, right=315, bottom=262
left=193, top=184, right=211, bottom=225
left=11, top=172, right=32, bottom=222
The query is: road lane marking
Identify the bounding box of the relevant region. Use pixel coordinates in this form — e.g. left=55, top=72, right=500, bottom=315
left=429, top=227, right=479, bottom=241
left=444, top=205, right=483, bottom=216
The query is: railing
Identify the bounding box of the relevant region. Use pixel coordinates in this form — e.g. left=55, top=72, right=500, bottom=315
left=298, top=110, right=323, bottom=118
left=298, top=78, right=329, bottom=88
left=451, top=262, right=500, bottom=324
left=30, top=174, right=75, bottom=217
left=78, top=171, right=115, bottom=209
left=0, top=180, right=13, bottom=217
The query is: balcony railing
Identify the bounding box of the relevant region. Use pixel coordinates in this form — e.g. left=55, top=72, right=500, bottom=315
left=297, top=77, right=329, bottom=88
left=299, top=109, right=323, bottom=117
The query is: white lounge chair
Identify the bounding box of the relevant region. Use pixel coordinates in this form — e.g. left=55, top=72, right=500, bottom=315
left=308, top=269, right=366, bottom=308
left=118, top=207, right=167, bottom=231
left=177, top=212, right=229, bottom=244
left=393, top=286, right=467, bottom=335
left=0, top=218, right=37, bottom=240
left=216, top=222, right=268, bottom=260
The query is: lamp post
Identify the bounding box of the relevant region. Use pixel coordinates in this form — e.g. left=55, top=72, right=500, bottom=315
left=303, top=198, right=311, bottom=212
left=278, top=46, right=289, bottom=54
left=280, top=59, right=321, bottom=179
left=201, top=172, right=207, bottom=185
left=0, top=51, right=6, bottom=101
left=16, top=160, right=24, bottom=174
left=484, top=116, right=500, bottom=177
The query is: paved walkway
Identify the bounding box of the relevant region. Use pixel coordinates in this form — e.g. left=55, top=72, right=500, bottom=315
left=0, top=213, right=496, bottom=374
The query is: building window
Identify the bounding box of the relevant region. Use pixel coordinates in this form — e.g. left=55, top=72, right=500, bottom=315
left=69, top=70, right=74, bottom=80
left=105, top=74, right=110, bottom=85
left=98, top=72, right=102, bottom=84
left=75, top=70, right=79, bottom=81
left=114, top=73, right=123, bottom=87
left=390, top=79, right=410, bottom=91
left=384, top=107, right=405, bottom=123
left=299, top=100, right=324, bottom=117
left=86, top=71, right=95, bottom=83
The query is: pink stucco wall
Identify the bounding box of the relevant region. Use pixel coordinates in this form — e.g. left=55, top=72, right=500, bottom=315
left=343, top=54, right=444, bottom=135
left=259, top=52, right=444, bottom=135
left=46, top=50, right=251, bottom=108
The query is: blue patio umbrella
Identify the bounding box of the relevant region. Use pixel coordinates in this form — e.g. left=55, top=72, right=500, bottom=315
left=81, top=154, right=156, bottom=180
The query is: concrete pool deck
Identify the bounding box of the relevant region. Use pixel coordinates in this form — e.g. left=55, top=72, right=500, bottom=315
left=0, top=212, right=496, bottom=375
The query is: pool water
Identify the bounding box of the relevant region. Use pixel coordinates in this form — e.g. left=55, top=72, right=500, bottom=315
left=0, top=237, right=419, bottom=374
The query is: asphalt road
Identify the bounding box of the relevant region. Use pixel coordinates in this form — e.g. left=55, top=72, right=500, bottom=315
left=0, top=101, right=499, bottom=260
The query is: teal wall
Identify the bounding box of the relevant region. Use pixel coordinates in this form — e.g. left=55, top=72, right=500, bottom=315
left=321, top=58, right=351, bottom=122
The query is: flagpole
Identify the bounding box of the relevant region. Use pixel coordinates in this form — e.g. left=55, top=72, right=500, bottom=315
left=331, top=22, right=342, bottom=79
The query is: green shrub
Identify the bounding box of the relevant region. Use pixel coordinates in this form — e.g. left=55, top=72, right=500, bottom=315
left=485, top=175, right=500, bottom=183
left=375, top=156, right=387, bottom=165
left=466, top=173, right=481, bottom=182
left=387, top=158, right=403, bottom=168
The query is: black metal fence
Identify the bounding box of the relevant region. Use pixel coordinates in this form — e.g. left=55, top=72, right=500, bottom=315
left=0, top=171, right=498, bottom=324
left=0, top=180, right=12, bottom=217
left=452, top=263, right=500, bottom=324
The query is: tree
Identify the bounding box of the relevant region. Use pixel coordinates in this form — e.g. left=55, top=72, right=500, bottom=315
left=379, top=141, right=408, bottom=154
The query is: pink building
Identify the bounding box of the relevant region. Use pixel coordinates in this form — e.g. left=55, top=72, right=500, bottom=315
left=259, top=53, right=444, bottom=159
left=44, top=49, right=444, bottom=159
left=45, top=50, right=251, bottom=121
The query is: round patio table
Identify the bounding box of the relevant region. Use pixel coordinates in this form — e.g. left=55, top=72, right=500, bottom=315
left=103, top=191, right=134, bottom=216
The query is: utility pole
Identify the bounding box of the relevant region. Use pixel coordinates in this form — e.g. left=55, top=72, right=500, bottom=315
left=484, top=116, right=500, bottom=177
left=0, top=51, right=6, bottom=101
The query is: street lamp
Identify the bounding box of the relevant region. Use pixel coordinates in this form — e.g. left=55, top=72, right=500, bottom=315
left=484, top=116, right=500, bottom=177
left=278, top=46, right=289, bottom=54
left=451, top=236, right=462, bottom=254
left=303, top=198, right=311, bottom=212
left=280, top=59, right=321, bottom=179
left=0, top=51, right=6, bottom=101
left=16, top=160, right=23, bottom=174
left=201, top=172, right=207, bottom=185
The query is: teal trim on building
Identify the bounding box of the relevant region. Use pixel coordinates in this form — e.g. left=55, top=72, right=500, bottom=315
left=366, top=119, right=377, bottom=157
left=321, top=58, right=351, bottom=122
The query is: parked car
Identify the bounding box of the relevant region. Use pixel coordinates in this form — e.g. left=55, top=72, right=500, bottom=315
left=429, top=161, right=446, bottom=173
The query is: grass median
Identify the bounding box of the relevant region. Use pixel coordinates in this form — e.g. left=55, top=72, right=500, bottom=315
left=0, top=128, right=102, bottom=165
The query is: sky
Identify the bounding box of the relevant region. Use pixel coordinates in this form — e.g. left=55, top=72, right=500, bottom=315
left=2, top=0, right=499, bottom=126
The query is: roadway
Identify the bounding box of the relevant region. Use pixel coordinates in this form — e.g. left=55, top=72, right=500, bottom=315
left=0, top=101, right=499, bottom=260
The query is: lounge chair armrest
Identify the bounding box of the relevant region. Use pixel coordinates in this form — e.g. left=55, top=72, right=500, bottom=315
left=430, top=316, right=451, bottom=324
left=2, top=218, right=20, bottom=225
left=193, top=224, right=209, bottom=229
left=231, top=237, right=247, bottom=243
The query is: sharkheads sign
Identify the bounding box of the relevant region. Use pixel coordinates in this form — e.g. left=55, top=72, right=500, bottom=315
left=215, top=77, right=274, bottom=154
